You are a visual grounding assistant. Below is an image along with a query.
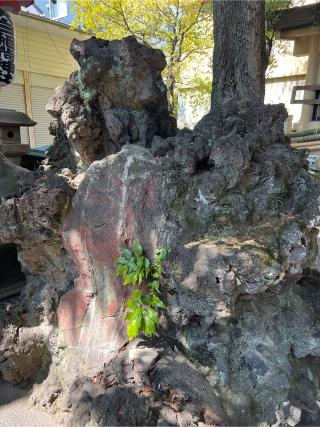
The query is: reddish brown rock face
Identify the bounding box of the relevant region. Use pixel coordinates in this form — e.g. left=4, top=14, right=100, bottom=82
left=60, top=146, right=166, bottom=368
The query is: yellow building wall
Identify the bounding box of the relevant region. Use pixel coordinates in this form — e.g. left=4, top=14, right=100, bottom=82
left=264, top=40, right=309, bottom=131
left=13, top=15, right=87, bottom=78
left=0, top=13, right=88, bottom=147
left=178, top=39, right=309, bottom=130
left=266, top=42, right=308, bottom=79
left=13, top=13, right=87, bottom=78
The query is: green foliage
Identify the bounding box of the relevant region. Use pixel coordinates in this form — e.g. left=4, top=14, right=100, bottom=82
left=187, top=74, right=212, bottom=116
left=115, top=241, right=170, bottom=340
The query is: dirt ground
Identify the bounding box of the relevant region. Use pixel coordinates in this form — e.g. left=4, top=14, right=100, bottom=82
left=0, top=380, right=58, bottom=427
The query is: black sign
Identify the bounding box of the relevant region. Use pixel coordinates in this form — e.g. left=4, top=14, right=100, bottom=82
left=0, top=8, right=15, bottom=87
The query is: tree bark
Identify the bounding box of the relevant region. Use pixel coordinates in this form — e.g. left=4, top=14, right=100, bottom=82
left=168, top=72, right=176, bottom=114
left=211, top=0, right=266, bottom=114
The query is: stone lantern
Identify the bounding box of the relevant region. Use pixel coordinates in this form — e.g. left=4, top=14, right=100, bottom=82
left=0, top=108, right=36, bottom=164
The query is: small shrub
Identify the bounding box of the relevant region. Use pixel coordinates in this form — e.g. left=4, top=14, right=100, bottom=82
left=115, top=241, right=170, bottom=340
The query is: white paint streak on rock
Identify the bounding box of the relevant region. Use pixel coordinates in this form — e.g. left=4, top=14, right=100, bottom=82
left=195, top=189, right=209, bottom=205
left=117, top=154, right=134, bottom=239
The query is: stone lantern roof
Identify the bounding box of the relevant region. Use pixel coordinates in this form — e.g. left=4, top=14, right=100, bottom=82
left=0, top=109, right=36, bottom=127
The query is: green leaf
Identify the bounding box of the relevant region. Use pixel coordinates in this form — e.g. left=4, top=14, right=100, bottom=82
left=137, top=256, right=144, bottom=268
left=144, top=316, right=156, bottom=336
left=132, top=272, right=139, bottom=286
left=126, top=299, right=136, bottom=310
left=144, top=259, right=151, bottom=278
left=115, top=265, right=128, bottom=277
left=141, top=294, right=153, bottom=306
left=152, top=295, right=166, bottom=309
left=155, top=247, right=170, bottom=264
left=115, top=256, right=127, bottom=265
left=134, top=306, right=142, bottom=321
left=125, top=311, right=135, bottom=321
left=119, top=248, right=132, bottom=259
left=127, top=318, right=141, bottom=340
left=144, top=258, right=151, bottom=270
left=138, top=271, right=144, bottom=285
left=132, top=288, right=142, bottom=304
left=140, top=316, right=146, bottom=332
left=132, top=240, right=143, bottom=257
left=124, top=274, right=133, bottom=285
left=128, top=260, right=138, bottom=271
left=115, top=266, right=123, bottom=277
left=146, top=308, right=159, bottom=324
left=151, top=280, right=160, bottom=293
left=156, top=249, right=165, bottom=262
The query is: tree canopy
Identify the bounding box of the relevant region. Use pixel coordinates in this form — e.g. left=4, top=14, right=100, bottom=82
left=71, top=0, right=213, bottom=114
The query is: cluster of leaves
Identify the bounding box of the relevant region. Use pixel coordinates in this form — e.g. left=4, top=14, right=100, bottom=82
left=186, top=73, right=212, bottom=117
left=115, top=241, right=170, bottom=340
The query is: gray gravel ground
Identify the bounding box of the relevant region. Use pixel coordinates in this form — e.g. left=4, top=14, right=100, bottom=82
left=0, top=380, right=59, bottom=427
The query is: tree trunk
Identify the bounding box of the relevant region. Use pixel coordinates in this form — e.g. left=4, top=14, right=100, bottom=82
left=168, top=72, right=176, bottom=115
left=211, top=0, right=266, bottom=114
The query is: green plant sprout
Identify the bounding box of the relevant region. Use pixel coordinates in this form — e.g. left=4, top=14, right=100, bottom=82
left=115, top=241, right=170, bottom=340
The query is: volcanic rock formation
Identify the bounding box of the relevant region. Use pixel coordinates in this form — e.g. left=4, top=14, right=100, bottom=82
left=47, top=36, right=176, bottom=165
left=0, top=36, right=320, bottom=426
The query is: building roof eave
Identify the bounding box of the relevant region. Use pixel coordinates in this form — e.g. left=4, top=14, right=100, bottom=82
left=276, top=4, right=320, bottom=35
left=18, top=10, right=85, bottom=35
